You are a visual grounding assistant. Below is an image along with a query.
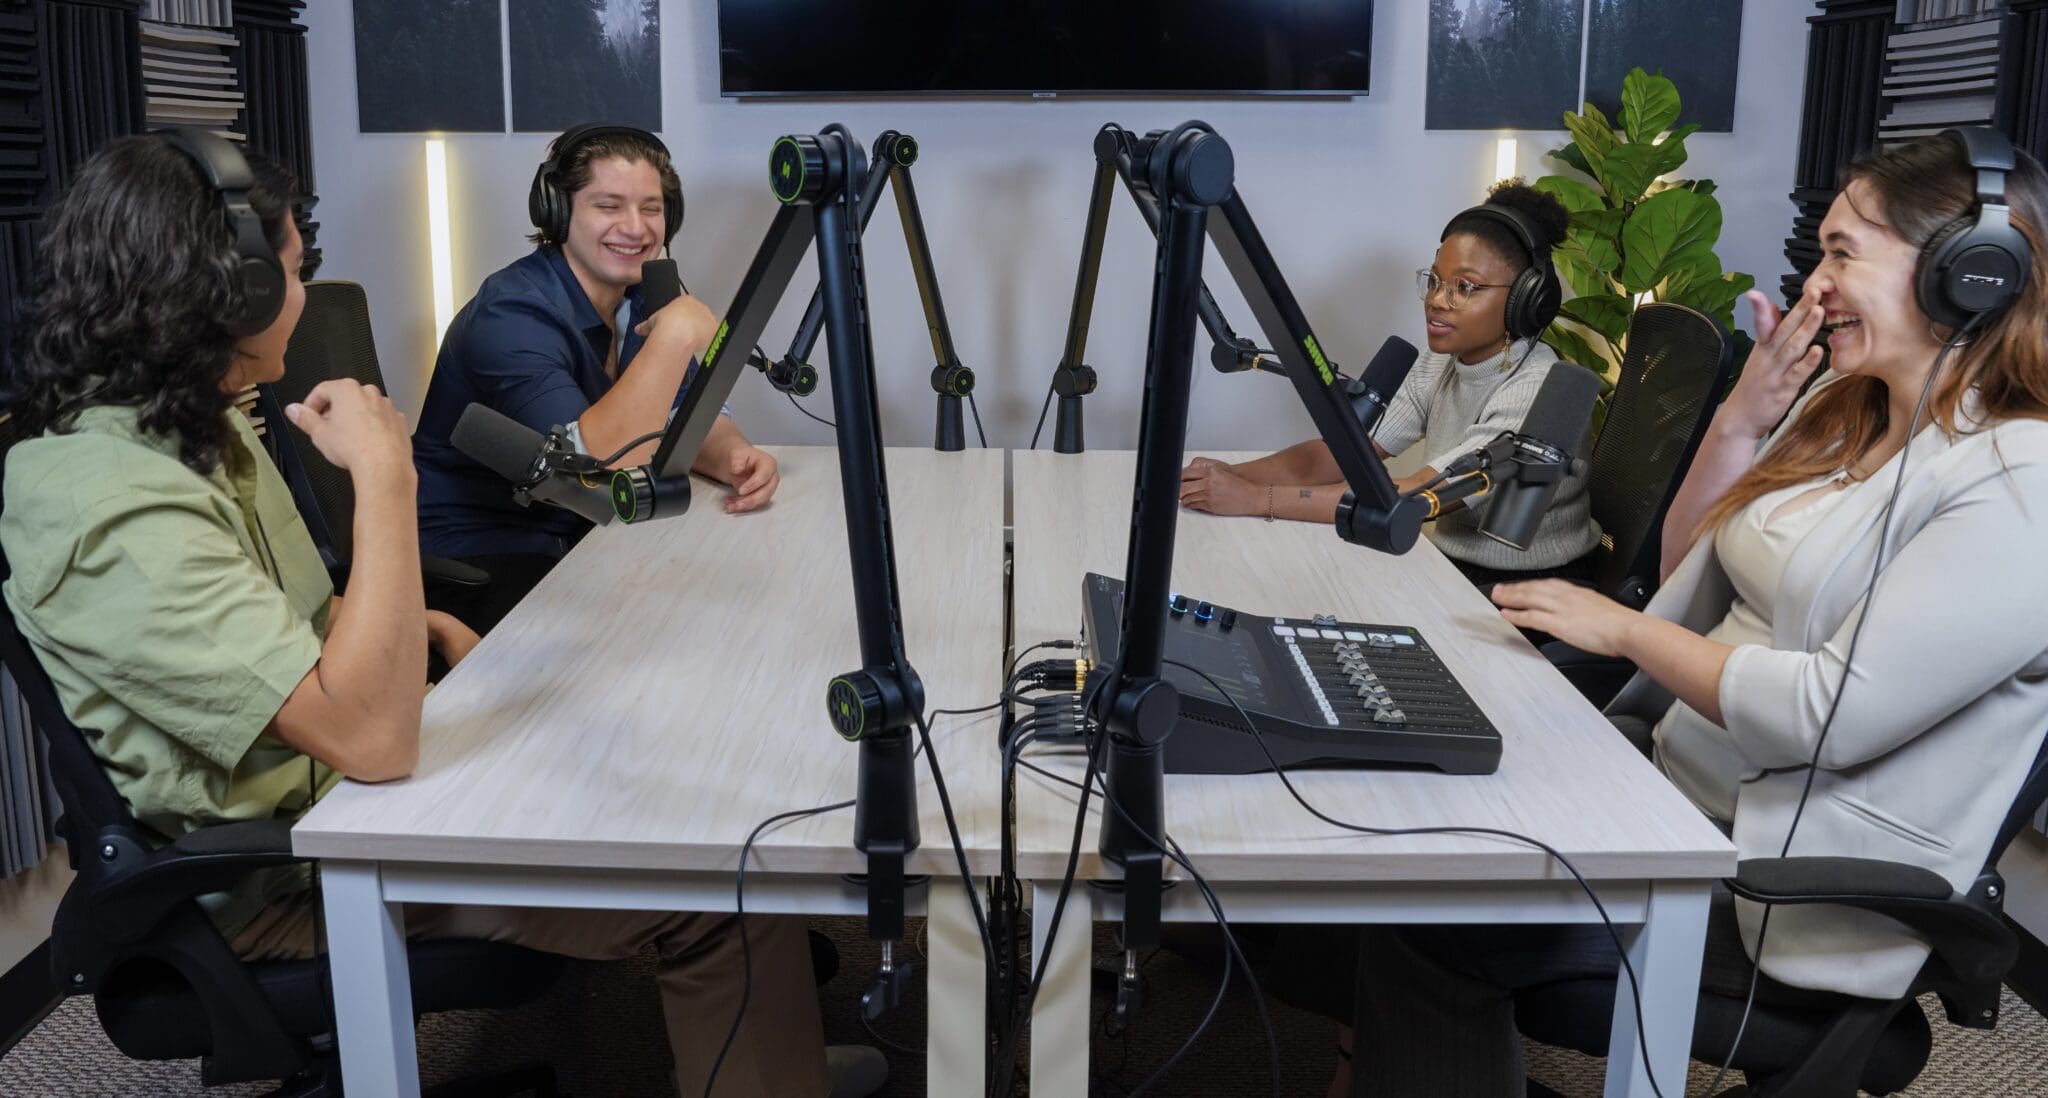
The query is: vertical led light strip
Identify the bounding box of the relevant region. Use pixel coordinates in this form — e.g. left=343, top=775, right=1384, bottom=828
left=1494, top=136, right=1518, bottom=183
left=425, top=138, right=455, bottom=344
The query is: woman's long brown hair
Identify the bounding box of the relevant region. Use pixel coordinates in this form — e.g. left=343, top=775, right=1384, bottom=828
left=1699, top=133, right=2048, bottom=535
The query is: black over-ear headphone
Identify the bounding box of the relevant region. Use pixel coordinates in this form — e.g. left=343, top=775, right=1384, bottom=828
left=1442, top=203, right=1563, bottom=342
left=1917, top=126, right=2033, bottom=331
left=158, top=128, right=287, bottom=339
left=529, top=123, right=684, bottom=249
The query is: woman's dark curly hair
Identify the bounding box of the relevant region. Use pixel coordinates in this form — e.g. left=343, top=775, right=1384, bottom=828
left=1444, top=177, right=1572, bottom=270
left=8, top=134, right=297, bottom=473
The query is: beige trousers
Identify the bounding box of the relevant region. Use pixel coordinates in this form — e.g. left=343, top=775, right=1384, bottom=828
left=232, top=891, right=830, bottom=1097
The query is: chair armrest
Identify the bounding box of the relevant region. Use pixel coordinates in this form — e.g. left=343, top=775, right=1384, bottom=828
left=90, top=821, right=302, bottom=943
left=1539, top=640, right=1638, bottom=709
left=423, top=554, right=490, bottom=588
left=1540, top=640, right=1628, bottom=671
left=1728, top=856, right=2015, bottom=984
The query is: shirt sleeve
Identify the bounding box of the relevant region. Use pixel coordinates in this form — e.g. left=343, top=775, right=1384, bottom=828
left=1371, top=363, right=1435, bottom=459
left=17, top=490, right=323, bottom=774
left=1717, top=447, right=2048, bottom=771
left=455, top=295, right=593, bottom=435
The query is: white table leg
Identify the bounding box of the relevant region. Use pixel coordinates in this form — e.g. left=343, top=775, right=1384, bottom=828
left=1605, top=880, right=1711, bottom=1098
left=1029, top=880, right=1093, bottom=1097
left=926, top=879, right=986, bottom=1097
left=320, top=860, right=419, bottom=1097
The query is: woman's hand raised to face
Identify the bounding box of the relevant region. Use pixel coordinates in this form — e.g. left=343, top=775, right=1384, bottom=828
left=1720, top=288, right=1829, bottom=441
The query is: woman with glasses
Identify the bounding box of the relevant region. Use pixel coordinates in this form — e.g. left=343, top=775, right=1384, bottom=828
left=1180, top=179, right=1601, bottom=586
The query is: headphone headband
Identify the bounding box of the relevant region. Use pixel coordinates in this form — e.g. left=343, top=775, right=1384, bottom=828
left=530, top=123, right=683, bottom=248
left=155, top=128, right=286, bottom=339
left=1443, top=202, right=1562, bottom=341
left=1444, top=203, right=1548, bottom=267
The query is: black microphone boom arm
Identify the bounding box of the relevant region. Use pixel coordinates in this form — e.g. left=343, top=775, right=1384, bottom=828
left=1204, top=186, right=1420, bottom=550
left=611, top=203, right=818, bottom=523
left=1083, top=121, right=1423, bottom=1030
left=610, top=128, right=925, bottom=980
left=1046, top=124, right=1269, bottom=454
left=751, top=131, right=977, bottom=451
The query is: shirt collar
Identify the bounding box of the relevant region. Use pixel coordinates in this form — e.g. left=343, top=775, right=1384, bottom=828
left=542, top=247, right=645, bottom=335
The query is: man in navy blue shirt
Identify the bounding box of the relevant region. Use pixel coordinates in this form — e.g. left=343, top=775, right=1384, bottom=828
left=413, top=126, right=781, bottom=634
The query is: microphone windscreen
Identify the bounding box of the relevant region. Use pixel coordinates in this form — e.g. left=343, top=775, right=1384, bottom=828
left=452, top=402, right=544, bottom=484
left=1519, top=361, right=1603, bottom=456
left=640, top=258, right=681, bottom=315
left=1359, top=335, right=1418, bottom=397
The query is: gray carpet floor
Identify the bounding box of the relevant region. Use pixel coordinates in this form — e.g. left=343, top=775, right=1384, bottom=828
left=4, top=916, right=2046, bottom=1096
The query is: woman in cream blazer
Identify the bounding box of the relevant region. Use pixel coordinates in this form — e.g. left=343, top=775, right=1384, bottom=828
left=1343, top=130, right=2048, bottom=1097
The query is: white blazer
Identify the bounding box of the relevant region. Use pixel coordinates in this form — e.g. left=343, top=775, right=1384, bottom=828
left=1611, top=380, right=2048, bottom=999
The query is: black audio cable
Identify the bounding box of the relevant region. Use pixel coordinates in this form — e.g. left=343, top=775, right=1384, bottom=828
left=705, top=797, right=856, bottom=1098
left=1007, top=751, right=1281, bottom=1097
left=1160, top=657, right=1671, bottom=1098
left=990, top=655, right=1119, bottom=1096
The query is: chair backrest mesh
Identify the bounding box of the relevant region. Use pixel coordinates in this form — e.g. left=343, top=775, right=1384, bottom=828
left=269, top=281, right=389, bottom=564
left=1584, top=302, right=1735, bottom=606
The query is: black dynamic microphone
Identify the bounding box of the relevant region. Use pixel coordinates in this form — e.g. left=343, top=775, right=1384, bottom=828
left=640, top=257, right=681, bottom=313
left=1406, top=362, right=1601, bottom=551
left=1479, top=362, right=1601, bottom=550
left=1340, top=336, right=1418, bottom=433
left=450, top=403, right=615, bottom=526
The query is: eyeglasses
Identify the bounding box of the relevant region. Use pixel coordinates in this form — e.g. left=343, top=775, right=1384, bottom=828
left=1416, top=268, right=1511, bottom=309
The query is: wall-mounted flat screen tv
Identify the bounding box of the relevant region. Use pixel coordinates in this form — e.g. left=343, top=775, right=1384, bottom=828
left=718, top=1, right=1374, bottom=98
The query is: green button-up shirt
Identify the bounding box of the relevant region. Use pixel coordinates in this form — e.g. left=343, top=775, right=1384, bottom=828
left=2, top=405, right=339, bottom=934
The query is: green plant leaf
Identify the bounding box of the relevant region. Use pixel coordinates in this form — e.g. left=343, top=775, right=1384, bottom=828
left=1556, top=228, right=1621, bottom=283
left=1580, top=101, right=1619, bottom=142
left=1678, top=178, right=1718, bottom=196
left=1550, top=244, right=1607, bottom=299
left=1643, top=123, right=1701, bottom=181
left=1666, top=271, right=1756, bottom=329
left=1534, top=175, right=1603, bottom=216
left=1542, top=320, right=1617, bottom=383
left=1620, top=67, right=1682, bottom=145
left=1547, top=142, right=1595, bottom=180
left=1568, top=208, right=1626, bottom=274
left=1563, top=105, right=1619, bottom=190
left=1558, top=292, right=1633, bottom=345
left=1593, top=143, right=1661, bottom=206
left=1619, top=188, right=1722, bottom=294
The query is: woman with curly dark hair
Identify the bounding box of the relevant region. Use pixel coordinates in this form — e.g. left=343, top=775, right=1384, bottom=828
left=1178, top=179, right=1602, bottom=587
left=0, top=133, right=853, bottom=1096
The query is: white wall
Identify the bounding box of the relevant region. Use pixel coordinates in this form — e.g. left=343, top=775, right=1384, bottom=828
left=302, top=0, right=1812, bottom=452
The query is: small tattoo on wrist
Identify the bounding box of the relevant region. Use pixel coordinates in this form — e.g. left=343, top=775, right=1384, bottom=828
left=1298, top=489, right=1313, bottom=498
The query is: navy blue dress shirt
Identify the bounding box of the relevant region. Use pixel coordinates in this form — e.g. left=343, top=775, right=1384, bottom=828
left=414, top=248, right=696, bottom=560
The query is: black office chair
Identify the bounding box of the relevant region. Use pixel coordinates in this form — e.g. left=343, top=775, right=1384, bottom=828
left=0, top=428, right=560, bottom=1095
left=1542, top=302, right=1736, bottom=705
left=264, top=279, right=487, bottom=593
left=1517, top=730, right=2048, bottom=1097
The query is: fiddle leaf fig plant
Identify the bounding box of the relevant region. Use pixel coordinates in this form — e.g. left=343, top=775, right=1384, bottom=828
left=1536, top=67, right=1754, bottom=384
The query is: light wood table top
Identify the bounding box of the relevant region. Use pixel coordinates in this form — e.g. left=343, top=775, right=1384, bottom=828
left=295, top=446, right=1008, bottom=878
left=1009, top=449, right=1737, bottom=884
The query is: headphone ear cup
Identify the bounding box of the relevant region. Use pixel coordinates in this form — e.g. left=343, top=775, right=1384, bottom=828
left=528, top=162, right=554, bottom=241
left=232, top=254, right=286, bottom=338
left=1504, top=267, right=1552, bottom=341
left=1525, top=264, right=1563, bottom=337
left=663, top=183, right=684, bottom=246
left=1917, top=217, right=1973, bottom=331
